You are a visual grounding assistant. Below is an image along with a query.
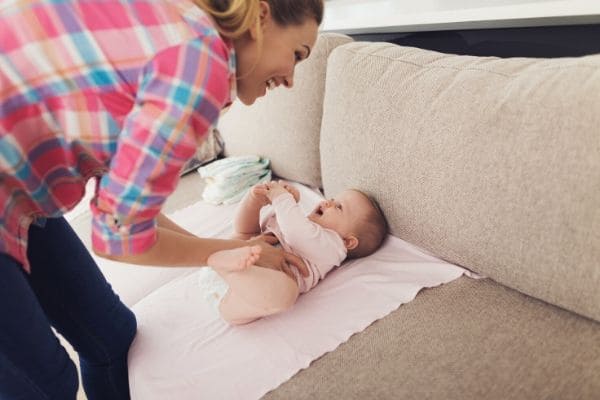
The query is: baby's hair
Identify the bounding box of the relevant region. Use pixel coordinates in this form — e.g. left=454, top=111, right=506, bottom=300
left=347, top=190, right=388, bottom=259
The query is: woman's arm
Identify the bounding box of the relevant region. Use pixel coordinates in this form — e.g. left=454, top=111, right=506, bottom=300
left=98, top=213, right=308, bottom=276
left=96, top=228, right=244, bottom=266
left=156, top=212, right=195, bottom=237
left=91, top=37, right=237, bottom=267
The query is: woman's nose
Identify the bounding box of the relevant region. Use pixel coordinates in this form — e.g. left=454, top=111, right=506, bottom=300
left=283, top=71, right=294, bottom=88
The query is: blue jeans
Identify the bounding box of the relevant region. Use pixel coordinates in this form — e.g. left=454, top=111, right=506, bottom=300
left=0, top=217, right=137, bottom=399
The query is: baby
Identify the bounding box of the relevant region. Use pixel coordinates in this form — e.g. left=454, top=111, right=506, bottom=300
left=207, top=180, right=387, bottom=325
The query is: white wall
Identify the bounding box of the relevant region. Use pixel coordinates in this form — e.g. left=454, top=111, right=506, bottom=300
left=322, top=0, right=600, bottom=34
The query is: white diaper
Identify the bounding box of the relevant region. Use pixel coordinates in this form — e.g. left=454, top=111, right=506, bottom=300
left=196, top=268, right=229, bottom=311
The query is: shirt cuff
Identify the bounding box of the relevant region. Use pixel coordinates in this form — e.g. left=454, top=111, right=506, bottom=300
left=91, top=206, right=157, bottom=256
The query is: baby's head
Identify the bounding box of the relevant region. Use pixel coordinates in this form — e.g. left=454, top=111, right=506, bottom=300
left=308, top=189, right=387, bottom=259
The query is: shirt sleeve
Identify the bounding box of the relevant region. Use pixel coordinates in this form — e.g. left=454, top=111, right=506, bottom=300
left=271, top=193, right=347, bottom=268
left=91, top=35, right=232, bottom=256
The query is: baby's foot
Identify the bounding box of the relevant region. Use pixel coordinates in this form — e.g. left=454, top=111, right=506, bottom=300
left=208, top=246, right=262, bottom=272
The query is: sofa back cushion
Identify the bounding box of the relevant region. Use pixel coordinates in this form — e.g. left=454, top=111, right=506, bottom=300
left=320, top=42, right=600, bottom=321
left=217, top=33, right=353, bottom=188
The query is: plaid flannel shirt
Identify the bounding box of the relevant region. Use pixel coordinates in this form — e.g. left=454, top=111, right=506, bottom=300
left=0, top=0, right=236, bottom=271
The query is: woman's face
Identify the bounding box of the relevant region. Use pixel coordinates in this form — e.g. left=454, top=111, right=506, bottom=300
left=234, top=3, right=319, bottom=105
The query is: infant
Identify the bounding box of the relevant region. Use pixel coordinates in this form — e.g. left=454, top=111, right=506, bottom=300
left=207, top=180, right=387, bottom=325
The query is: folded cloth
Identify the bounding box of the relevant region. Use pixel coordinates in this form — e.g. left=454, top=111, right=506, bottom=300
left=198, top=156, right=271, bottom=204
left=125, top=182, right=480, bottom=400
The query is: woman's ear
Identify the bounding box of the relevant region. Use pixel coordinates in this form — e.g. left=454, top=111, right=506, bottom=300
left=343, top=236, right=359, bottom=251
left=250, top=1, right=271, bottom=40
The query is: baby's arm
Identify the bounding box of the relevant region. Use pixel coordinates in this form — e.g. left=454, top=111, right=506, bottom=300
left=233, top=181, right=300, bottom=240
left=266, top=187, right=346, bottom=267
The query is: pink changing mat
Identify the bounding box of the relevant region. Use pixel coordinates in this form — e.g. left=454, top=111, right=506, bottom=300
left=123, top=183, right=477, bottom=399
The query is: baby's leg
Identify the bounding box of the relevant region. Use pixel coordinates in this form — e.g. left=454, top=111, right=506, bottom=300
left=233, top=188, right=266, bottom=238
left=207, top=245, right=262, bottom=272
left=218, top=267, right=299, bottom=325
left=208, top=247, right=299, bottom=325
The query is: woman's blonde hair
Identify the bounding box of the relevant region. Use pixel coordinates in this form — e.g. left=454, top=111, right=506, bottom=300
left=194, top=0, right=323, bottom=40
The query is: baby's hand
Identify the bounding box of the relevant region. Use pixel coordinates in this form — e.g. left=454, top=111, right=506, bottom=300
left=278, top=181, right=300, bottom=203
left=254, top=180, right=301, bottom=203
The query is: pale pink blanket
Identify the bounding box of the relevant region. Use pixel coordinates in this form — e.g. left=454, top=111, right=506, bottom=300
left=115, top=183, right=476, bottom=399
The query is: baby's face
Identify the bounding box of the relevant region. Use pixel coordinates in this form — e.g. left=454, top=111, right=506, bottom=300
left=308, top=190, right=372, bottom=238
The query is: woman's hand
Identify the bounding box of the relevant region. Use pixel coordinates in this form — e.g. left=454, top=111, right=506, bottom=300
left=250, top=233, right=279, bottom=245
left=247, top=239, right=309, bottom=278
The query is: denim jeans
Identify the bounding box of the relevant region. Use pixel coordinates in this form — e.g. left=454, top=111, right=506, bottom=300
left=0, top=217, right=137, bottom=399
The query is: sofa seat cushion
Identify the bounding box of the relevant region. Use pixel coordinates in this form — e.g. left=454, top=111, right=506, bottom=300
left=264, top=277, right=600, bottom=400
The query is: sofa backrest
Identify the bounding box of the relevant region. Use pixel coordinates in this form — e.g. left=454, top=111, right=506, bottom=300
left=320, top=42, right=600, bottom=321
left=217, top=33, right=353, bottom=188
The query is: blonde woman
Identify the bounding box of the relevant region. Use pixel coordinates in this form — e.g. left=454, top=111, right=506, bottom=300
left=0, top=0, right=322, bottom=398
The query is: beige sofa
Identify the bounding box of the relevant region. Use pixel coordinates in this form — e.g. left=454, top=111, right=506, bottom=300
left=216, top=33, right=600, bottom=399
left=68, top=33, right=599, bottom=399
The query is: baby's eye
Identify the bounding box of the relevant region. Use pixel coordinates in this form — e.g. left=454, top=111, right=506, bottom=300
left=294, top=52, right=303, bottom=63
left=336, top=204, right=342, bottom=210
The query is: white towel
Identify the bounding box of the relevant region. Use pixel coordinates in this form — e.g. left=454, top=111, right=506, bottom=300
left=198, top=156, right=271, bottom=205
left=125, top=182, right=479, bottom=400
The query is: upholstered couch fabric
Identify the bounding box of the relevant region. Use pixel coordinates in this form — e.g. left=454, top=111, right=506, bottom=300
left=264, top=278, right=600, bottom=400
left=63, top=34, right=600, bottom=400
left=319, top=42, right=600, bottom=322
left=217, top=33, right=353, bottom=188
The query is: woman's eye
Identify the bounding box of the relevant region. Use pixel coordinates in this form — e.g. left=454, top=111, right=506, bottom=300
left=336, top=204, right=342, bottom=210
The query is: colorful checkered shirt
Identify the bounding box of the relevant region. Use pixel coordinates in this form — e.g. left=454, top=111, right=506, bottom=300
left=0, top=0, right=237, bottom=271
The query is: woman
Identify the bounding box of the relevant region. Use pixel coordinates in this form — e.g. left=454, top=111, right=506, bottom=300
left=0, top=0, right=322, bottom=398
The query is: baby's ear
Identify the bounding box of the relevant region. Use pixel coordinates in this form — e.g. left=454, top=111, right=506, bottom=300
left=343, top=236, right=359, bottom=251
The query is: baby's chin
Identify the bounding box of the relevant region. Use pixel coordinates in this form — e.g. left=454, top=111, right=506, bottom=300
left=308, top=213, right=320, bottom=225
